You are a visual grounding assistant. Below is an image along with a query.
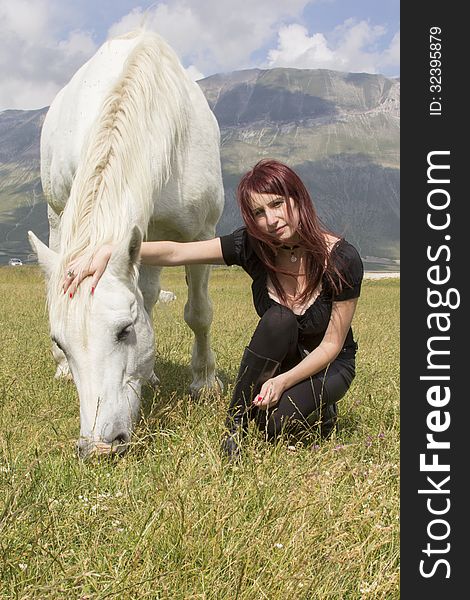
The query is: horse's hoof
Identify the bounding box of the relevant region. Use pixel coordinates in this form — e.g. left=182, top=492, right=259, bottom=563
left=189, top=377, right=223, bottom=400
left=189, top=377, right=224, bottom=400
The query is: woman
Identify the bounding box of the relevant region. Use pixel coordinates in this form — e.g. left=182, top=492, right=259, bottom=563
left=63, top=159, right=363, bottom=460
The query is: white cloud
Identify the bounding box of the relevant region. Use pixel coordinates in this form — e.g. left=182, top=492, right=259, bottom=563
left=57, top=30, right=97, bottom=59
left=1, top=79, right=60, bottom=112
left=107, top=0, right=310, bottom=73
left=0, top=0, right=50, bottom=42
left=107, top=7, right=148, bottom=39
left=1, top=0, right=312, bottom=109
left=267, top=25, right=335, bottom=69
left=377, top=30, right=400, bottom=71
left=0, top=0, right=98, bottom=110
left=0, top=1, right=399, bottom=110
left=185, top=64, right=205, bottom=82
left=267, top=19, right=400, bottom=75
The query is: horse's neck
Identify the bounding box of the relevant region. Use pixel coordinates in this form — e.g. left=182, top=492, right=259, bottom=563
left=58, top=186, right=150, bottom=272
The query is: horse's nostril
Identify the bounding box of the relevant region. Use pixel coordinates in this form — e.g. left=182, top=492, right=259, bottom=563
left=77, top=440, right=87, bottom=459
left=77, top=437, right=92, bottom=458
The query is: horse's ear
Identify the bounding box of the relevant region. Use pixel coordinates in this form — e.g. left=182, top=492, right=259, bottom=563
left=28, top=231, right=58, bottom=279
left=127, top=225, right=143, bottom=265
left=108, top=226, right=142, bottom=279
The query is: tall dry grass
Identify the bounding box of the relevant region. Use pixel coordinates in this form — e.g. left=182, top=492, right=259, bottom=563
left=0, top=266, right=399, bottom=599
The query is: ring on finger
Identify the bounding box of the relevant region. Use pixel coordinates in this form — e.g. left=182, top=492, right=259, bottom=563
left=67, top=270, right=74, bottom=278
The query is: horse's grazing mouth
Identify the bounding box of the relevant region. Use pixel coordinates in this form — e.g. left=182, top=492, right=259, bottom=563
left=77, top=437, right=129, bottom=460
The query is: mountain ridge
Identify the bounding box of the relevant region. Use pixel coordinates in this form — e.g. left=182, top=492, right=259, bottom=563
left=0, top=67, right=399, bottom=264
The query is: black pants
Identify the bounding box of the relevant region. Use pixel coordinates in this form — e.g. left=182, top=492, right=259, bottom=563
left=247, top=304, right=356, bottom=440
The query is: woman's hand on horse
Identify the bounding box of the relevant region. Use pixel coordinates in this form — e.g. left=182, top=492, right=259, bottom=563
left=253, top=374, right=287, bottom=409
left=62, top=245, right=113, bottom=297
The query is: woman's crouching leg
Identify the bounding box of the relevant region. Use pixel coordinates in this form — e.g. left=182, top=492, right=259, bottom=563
left=254, top=358, right=355, bottom=442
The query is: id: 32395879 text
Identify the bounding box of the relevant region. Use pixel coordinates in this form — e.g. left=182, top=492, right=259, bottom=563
left=429, top=26, right=442, bottom=116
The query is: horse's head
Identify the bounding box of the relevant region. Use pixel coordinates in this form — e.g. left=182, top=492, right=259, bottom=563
left=29, top=227, right=155, bottom=458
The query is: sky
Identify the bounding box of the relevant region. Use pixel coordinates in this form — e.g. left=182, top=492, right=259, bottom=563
left=0, top=0, right=399, bottom=111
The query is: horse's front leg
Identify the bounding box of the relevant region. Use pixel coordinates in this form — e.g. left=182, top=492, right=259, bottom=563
left=184, top=263, right=221, bottom=397
left=138, top=264, right=163, bottom=390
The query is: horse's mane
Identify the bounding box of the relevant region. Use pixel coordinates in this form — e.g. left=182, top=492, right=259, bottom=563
left=55, top=28, right=190, bottom=269
left=48, top=28, right=191, bottom=319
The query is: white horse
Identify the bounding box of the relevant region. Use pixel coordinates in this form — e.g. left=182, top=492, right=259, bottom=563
left=28, top=29, right=224, bottom=457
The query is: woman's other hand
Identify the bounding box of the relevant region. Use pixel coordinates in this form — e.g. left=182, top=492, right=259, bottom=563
left=62, top=244, right=113, bottom=297
left=253, top=374, right=287, bottom=409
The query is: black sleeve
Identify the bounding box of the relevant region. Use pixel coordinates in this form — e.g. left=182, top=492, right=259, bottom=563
left=334, top=242, right=364, bottom=301
left=219, top=227, right=249, bottom=267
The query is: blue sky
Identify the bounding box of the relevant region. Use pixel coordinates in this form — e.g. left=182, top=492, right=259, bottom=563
left=0, top=0, right=399, bottom=111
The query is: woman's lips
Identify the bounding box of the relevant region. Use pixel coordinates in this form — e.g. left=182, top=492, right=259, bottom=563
left=268, top=225, right=288, bottom=240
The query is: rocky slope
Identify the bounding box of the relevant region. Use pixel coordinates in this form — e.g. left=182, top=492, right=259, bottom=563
left=0, top=68, right=399, bottom=264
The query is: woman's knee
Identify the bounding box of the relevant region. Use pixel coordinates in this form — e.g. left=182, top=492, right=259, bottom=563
left=250, top=305, right=298, bottom=353
left=319, top=360, right=356, bottom=405
left=258, top=407, right=333, bottom=442
left=256, top=397, right=308, bottom=441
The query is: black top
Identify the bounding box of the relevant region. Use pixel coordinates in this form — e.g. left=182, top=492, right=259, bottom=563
left=220, top=227, right=364, bottom=356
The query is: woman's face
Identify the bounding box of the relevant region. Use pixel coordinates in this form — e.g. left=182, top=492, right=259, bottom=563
left=250, top=193, right=300, bottom=244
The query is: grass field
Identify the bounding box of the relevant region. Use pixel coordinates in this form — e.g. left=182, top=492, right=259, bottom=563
left=0, top=266, right=399, bottom=599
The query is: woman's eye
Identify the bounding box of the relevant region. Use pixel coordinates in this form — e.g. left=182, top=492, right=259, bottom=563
left=116, top=325, right=132, bottom=342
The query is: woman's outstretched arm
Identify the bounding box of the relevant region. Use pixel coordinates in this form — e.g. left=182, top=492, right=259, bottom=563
left=62, top=237, right=225, bottom=294
left=140, top=238, right=225, bottom=266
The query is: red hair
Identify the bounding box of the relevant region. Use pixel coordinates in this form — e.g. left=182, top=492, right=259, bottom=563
left=237, top=159, right=344, bottom=304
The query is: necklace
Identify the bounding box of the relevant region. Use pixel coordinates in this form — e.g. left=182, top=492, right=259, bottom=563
left=281, top=244, right=300, bottom=263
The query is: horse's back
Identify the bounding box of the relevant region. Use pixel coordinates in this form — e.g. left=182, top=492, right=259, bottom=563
left=41, top=34, right=146, bottom=209
left=41, top=30, right=223, bottom=240
left=153, top=80, right=223, bottom=238
left=42, top=33, right=175, bottom=199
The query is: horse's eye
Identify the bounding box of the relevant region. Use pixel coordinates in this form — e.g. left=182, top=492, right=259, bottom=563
left=116, top=325, right=133, bottom=342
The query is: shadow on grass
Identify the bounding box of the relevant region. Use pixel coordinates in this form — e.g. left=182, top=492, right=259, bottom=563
left=139, top=355, right=232, bottom=425
left=252, top=399, right=361, bottom=451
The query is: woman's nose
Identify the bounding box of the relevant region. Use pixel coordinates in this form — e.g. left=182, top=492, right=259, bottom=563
left=265, top=209, right=278, bottom=227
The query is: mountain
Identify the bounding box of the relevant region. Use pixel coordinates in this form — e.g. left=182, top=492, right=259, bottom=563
left=198, top=69, right=399, bottom=262
left=0, top=68, right=399, bottom=265
left=0, top=108, right=47, bottom=263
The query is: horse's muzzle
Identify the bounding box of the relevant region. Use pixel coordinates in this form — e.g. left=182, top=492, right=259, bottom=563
left=77, top=434, right=130, bottom=459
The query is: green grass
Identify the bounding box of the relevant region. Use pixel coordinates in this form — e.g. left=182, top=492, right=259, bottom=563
left=0, top=266, right=399, bottom=599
